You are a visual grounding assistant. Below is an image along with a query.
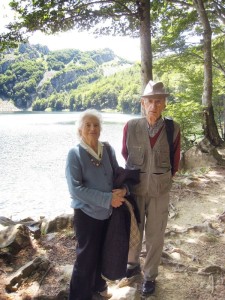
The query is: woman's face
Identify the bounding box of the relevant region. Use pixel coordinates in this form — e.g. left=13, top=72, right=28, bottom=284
left=79, top=115, right=101, bottom=145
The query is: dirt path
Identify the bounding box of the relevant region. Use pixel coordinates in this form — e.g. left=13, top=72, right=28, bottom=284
left=142, top=166, right=225, bottom=300
left=1, top=166, right=225, bottom=300
left=111, top=166, right=225, bottom=299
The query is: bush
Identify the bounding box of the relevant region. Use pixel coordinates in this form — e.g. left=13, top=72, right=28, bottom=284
left=164, top=100, right=203, bottom=151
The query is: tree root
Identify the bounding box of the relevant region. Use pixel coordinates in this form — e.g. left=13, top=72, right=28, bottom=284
left=166, top=222, right=220, bottom=236
left=161, top=256, right=225, bottom=278
left=197, top=265, right=225, bottom=275
left=37, top=264, right=52, bottom=290
left=160, top=257, right=189, bottom=272
left=210, top=274, right=215, bottom=294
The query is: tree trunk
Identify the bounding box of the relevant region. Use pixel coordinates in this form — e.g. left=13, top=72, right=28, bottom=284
left=138, top=0, right=153, bottom=92
left=223, top=95, right=225, bottom=140
left=193, top=0, right=223, bottom=146
left=203, top=106, right=223, bottom=145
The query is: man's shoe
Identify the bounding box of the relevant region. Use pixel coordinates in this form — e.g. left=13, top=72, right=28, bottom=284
left=142, top=280, right=156, bottom=295
left=126, top=265, right=141, bottom=278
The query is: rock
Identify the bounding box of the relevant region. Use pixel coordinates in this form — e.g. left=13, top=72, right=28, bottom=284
left=184, top=146, right=217, bottom=170
left=0, top=216, right=16, bottom=227
left=177, top=177, right=196, bottom=187
left=32, top=290, right=69, bottom=300
left=5, top=256, right=50, bottom=292
left=199, top=233, right=218, bottom=243
left=198, top=138, right=215, bottom=153
left=45, top=232, right=57, bottom=242
left=109, top=285, right=138, bottom=300
left=0, top=224, right=31, bottom=254
left=183, top=138, right=225, bottom=170
left=58, top=264, right=73, bottom=282
left=41, top=214, right=73, bottom=234
left=170, top=252, right=181, bottom=260
left=0, top=216, right=41, bottom=238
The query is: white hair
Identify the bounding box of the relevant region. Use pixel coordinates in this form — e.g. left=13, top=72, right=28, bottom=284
left=75, top=109, right=103, bottom=140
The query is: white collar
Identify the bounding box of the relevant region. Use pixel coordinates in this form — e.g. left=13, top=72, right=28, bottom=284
left=80, top=140, right=103, bottom=161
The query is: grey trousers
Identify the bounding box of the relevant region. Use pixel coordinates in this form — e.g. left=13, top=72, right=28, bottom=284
left=128, top=192, right=170, bottom=280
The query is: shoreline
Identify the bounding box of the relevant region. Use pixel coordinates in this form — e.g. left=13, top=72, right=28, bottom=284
left=0, top=99, right=21, bottom=112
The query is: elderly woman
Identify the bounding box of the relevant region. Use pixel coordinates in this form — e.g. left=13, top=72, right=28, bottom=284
left=65, top=109, right=126, bottom=300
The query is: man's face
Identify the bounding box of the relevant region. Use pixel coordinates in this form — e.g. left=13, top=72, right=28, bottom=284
left=141, top=96, right=166, bottom=124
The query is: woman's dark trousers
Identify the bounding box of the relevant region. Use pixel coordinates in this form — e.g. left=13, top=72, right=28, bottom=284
left=69, top=209, right=108, bottom=300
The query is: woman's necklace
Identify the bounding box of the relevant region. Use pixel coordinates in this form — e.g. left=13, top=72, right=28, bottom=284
left=80, top=140, right=103, bottom=167
left=89, top=153, right=101, bottom=167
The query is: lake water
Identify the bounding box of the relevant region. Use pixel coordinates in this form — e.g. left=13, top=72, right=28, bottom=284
left=0, top=112, right=139, bottom=221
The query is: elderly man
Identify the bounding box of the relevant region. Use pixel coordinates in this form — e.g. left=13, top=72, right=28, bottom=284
left=122, top=80, right=181, bottom=296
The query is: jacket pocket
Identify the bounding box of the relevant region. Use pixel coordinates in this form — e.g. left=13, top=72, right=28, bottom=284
left=158, top=171, right=172, bottom=194
left=127, top=146, right=144, bottom=167
left=155, top=149, right=171, bottom=169
left=149, top=171, right=172, bottom=197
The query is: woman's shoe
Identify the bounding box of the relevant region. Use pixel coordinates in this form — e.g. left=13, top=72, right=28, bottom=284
left=126, top=265, right=141, bottom=278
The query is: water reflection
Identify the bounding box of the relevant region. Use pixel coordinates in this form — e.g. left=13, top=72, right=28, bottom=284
left=0, top=112, right=139, bottom=221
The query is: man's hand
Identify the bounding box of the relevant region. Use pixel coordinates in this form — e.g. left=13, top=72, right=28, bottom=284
left=112, top=187, right=127, bottom=197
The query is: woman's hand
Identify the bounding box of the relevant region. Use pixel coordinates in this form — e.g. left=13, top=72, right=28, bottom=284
left=111, top=193, right=125, bottom=208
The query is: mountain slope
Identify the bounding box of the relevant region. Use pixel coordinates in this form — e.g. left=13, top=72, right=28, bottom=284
left=0, top=43, right=139, bottom=112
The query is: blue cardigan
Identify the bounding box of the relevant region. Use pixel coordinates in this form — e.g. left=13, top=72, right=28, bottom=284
left=65, top=143, right=119, bottom=220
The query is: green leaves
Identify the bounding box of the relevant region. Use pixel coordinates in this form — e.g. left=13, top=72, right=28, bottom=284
left=3, top=0, right=140, bottom=39
left=164, top=100, right=203, bottom=150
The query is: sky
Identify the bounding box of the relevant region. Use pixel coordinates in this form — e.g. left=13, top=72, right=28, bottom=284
left=0, top=0, right=141, bottom=62
left=29, top=31, right=141, bottom=62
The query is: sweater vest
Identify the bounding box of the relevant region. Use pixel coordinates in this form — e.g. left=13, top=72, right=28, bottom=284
left=125, top=117, right=179, bottom=197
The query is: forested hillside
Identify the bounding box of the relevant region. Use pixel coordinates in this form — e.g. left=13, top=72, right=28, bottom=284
left=1, top=38, right=224, bottom=150
left=0, top=43, right=141, bottom=113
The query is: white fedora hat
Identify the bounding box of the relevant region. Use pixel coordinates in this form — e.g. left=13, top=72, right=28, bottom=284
left=142, top=80, right=169, bottom=98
